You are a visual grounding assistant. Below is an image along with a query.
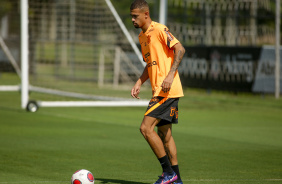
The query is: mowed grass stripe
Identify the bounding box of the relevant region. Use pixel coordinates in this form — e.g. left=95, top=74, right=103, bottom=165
left=0, top=91, right=282, bottom=184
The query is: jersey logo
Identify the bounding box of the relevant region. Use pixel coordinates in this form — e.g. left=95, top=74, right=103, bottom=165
left=164, top=28, right=174, bottom=42
left=147, top=61, right=157, bottom=68
left=170, top=107, right=178, bottom=119
left=164, top=28, right=174, bottom=47
left=147, top=35, right=151, bottom=45
left=147, top=28, right=154, bottom=33
left=145, top=52, right=150, bottom=58
left=144, top=52, right=150, bottom=63
left=150, top=97, right=160, bottom=104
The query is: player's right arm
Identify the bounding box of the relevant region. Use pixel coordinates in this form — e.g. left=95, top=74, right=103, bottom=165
left=131, top=65, right=149, bottom=99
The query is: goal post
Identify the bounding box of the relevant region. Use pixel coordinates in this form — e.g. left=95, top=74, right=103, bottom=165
left=17, top=0, right=149, bottom=112
left=21, top=0, right=29, bottom=109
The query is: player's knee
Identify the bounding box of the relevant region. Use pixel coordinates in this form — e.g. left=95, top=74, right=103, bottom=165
left=139, top=124, right=147, bottom=137
left=140, top=123, right=153, bottom=139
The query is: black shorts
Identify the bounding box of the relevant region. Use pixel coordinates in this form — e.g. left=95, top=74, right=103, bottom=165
left=144, top=96, right=179, bottom=127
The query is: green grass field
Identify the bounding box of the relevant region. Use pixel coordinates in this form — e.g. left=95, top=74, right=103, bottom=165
left=0, top=85, right=282, bottom=184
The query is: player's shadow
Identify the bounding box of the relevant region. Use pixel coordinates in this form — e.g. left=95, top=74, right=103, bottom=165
left=96, top=178, right=148, bottom=184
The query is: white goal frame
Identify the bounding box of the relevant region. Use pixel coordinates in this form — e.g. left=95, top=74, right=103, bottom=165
left=20, top=0, right=149, bottom=111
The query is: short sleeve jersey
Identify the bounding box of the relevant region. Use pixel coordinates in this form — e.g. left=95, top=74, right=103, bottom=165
left=139, top=21, right=184, bottom=98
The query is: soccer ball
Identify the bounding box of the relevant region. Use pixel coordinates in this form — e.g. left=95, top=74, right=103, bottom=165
left=71, top=169, right=95, bottom=184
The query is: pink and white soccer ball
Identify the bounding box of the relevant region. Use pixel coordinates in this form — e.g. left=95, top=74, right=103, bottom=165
left=71, top=169, right=94, bottom=184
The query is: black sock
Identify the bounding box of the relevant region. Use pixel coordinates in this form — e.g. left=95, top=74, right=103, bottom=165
left=171, top=165, right=182, bottom=182
left=158, top=155, right=174, bottom=174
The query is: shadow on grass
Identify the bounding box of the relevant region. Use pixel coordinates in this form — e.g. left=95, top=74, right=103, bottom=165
left=96, top=178, right=149, bottom=184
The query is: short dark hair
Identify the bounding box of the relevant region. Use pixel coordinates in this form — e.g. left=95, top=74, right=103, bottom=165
left=130, top=0, right=149, bottom=12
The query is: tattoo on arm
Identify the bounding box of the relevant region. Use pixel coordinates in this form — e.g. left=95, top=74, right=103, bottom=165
left=171, top=49, right=184, bottom=73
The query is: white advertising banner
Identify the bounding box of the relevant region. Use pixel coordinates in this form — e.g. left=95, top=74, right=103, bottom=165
left=252, top=46, right=282, bottom=93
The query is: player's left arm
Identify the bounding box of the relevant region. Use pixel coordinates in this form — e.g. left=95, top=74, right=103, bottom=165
left=161, top=42, right=185, bottom=93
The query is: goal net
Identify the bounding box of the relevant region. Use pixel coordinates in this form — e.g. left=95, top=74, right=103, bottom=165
left=2, top=0, right=277, bottom=111
left=1, top=0, right=149, bottom=111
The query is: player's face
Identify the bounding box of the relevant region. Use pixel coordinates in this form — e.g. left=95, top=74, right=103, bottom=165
left=130, top=8, right=146, bottom=29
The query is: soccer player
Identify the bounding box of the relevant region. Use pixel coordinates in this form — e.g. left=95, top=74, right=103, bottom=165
left=130, top=0, right=185, bottom=184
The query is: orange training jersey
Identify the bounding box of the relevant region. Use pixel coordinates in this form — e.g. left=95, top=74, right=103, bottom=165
left=139, top=21, right=184, bottom=98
